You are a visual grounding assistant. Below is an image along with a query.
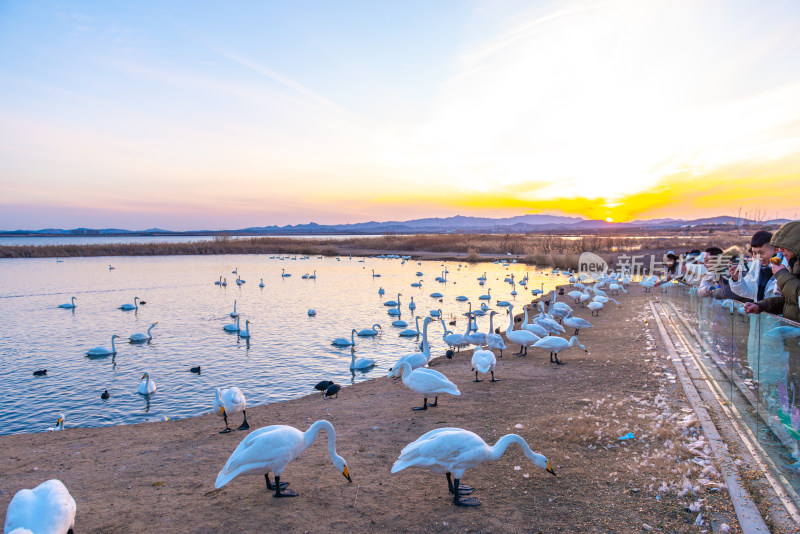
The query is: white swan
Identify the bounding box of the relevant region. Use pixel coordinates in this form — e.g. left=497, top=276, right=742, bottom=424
left=332, top=329, right=356, bottom=347
left=440, top=319, right=469, bottom=352
left=223, top=316, right=241, bottom=332
left=464, top=313, right=487, bottom=346
left=86, top=335, right=120, bottom=356
left=471, top=347, right=498, bottom=382
left=409, top=296, right=416, bottom=311
left=215, top=420, right=351, bottom=497
left=429, top=292, right=443, bottom=298
left=383, top=293, right=401, bottom=307
left=356, top=324, right=381, bottom=337
left=214, top=386, right=249, bottom=433
left=388, top=317, right=433, bottom=375
left=308, top=309, right=316, bottom=317
left=505, top=305, right=540, bottom=357
left=395, top=361, right=460, bottom=410
left=372, top=269, right=380, bottom=277
left=308, top=270, right=317, bottom=279
left=138, top=372, right=157, bottom=394
left=479, top=288, right=491, bottom=300
left=456, top=295, right=469, bottom=302
left=563, top=313, right=593, bottom=336
left=399, top=316, right=422, bottom=337
left=119, top=296, right=139, bottom=310
left=236, top=276, right=245, bottom=286
left=221, top=277, right=227, bottom=287
left=238, top=320, right=251, bottom=338
left=281, top=268, right=291, bottom=277
left=486, top=311, right=507, bottom=356
left=129, top=322, right=157, bottom=342
left=46, top=413, right=65, bottom=432
left=522, top=306, right=549, bottom=337
left=58, top=296, right=76, bottom=309
left=3, top=479, right=76, bottom=534
left=587, top=301, right=603, bottom=316
left=534, top=335, right=587, bottom=365
left=350, top=347, right=376, bottom=370
left=411, top=279, right=423, bottom=287
left=392, top=428, right=555, bottom=506
left=259, top=278, right=265, bottom=288
left=215, top=276, right=223, bottom=285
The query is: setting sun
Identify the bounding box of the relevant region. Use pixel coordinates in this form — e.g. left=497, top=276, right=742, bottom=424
left=605, top=217, right=614, bottom=223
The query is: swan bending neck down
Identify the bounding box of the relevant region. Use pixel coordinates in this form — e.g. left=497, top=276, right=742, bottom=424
left=215, top=420, right=352, bottom=497
left=3, top=479, right=76, bottom=534
left=391, top=428, right=555, bottom=507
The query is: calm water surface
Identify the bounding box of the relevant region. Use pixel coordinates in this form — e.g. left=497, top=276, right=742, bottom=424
left=0, top=255, right=564, bottom=435
left=0, top=235, right=379, bottom=247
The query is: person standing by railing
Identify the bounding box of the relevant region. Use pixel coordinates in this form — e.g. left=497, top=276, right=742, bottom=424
left=729, top=230, right=779, bottom=302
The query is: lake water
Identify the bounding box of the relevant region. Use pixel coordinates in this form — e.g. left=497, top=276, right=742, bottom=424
left=0, top=255, right=564, bottom=436
left=0, top=235, right=379, bottom=247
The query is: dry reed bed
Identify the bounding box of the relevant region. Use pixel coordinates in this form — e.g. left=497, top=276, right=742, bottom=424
left=1, top=233, right=743, bottom=269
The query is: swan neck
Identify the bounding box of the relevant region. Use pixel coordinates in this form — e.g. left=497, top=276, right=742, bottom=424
left=421, top=319, right=430, bottom=354
left=490, top=434, right=531, bottom=461
left=111, top=336, right=116, bottom=351
left=305, top=420, right=338, bottom=458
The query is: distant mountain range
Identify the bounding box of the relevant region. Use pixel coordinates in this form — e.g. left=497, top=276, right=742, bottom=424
left=1, top=214, right=791, bottom=237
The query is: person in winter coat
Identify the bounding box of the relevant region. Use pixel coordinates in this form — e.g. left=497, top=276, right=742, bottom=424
left=744, top=221, right=800, bottom=321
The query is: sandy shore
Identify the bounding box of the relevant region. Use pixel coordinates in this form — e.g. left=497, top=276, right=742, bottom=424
left=1, top=290, right=742, bottom=533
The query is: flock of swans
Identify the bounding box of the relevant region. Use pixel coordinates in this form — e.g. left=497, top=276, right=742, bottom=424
left=10, top=258, right=636, bottom=530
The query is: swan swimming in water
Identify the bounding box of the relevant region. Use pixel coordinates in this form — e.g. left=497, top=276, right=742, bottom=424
left=138, top=372, right=157, bottom=394
left=46, top=413, right=65, bottom=432
left=349, top=347, right=376, bottom=370
left=130, top=322, right=158, bottom=343
left=119, top=296, right=139, bottom=310
left=392, top=428, right=555, bottom=506
left=389, top=317, right=433, bottom=374
left=214, top=386, right=249, bottom=433
left=399, top=316, right=422, bottom=337
left=223, top=316, right=241, bottom=332
left=3, top=479, right=76, bottom=533
left=356, top=324, right=381, bottom=337
left=58, top=296, right=77, bottom=309
left=238, top=320, right=251, bottom=338
left=87, top=335, right=120, bottom=357
left=215, top=420, right=351, bottom=497
left=332, top=329, right=357, bottom=347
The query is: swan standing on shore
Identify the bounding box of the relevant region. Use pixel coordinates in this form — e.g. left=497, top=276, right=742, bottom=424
left=505, top=305, right=540, bottom=356
left=214, top=386, right=250, bottom=433
left=138, top=372, right=157, bottom=394
left=486, top=311, right=507, bottom=356
left=3, top=479, right=76, bottom=534
left=395, top=361, right=460, bottom=411
left=215, top=420, right=351, bottom=498
left=563, top=313, right=592, bottom=336
left=119, top=296, right=139, bottom=310
left=534, top=335, right=588, bottom=365
left=332, top=329, right=357, bottom=347
left=471, top=347, right=498, bottom=382
left=522, top=305, right=549, bottom=337
left=87, top=335, right=120, bottom=356
left=392, top=428, right=555, bottom=506
left=58, top=296, right=77, bottom=309
left=130, top=322, right=158, bottom=343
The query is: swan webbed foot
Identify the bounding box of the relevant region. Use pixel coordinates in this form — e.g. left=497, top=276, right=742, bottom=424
left=237, top=410, right=250, bottom=431
left=413, top=398, right=429, bottom=411
left=428, top=397, right=439, bottom=407
left=265, top=475, right=289, bottom=491
left=452, top=478, right=481, bottom=506
left=446, top=474, right=474, bottom=495
left=219, top=427, right=233, bottom=434
left=272, top=476, right=296, bottom=497
left=490, top=371, right=499, bottom=382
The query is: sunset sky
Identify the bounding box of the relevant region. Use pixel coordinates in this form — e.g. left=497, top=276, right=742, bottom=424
left=1, top=0, right=799, bottom=230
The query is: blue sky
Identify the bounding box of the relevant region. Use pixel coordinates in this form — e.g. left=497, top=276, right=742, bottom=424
left=1, top=1, right=800, bottom=230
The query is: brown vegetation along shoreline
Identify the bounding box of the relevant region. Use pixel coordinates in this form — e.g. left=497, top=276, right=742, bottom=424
left=0, top=232, right=744, bottom=269
left=0, top=292, right=743, bottom=532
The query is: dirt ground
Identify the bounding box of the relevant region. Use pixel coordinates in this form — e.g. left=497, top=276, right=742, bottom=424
left=1, top=289, right=743, bottom=533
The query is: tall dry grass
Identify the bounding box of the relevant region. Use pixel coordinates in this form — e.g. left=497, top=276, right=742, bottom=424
left=0, top=232, right=745, bottom=264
